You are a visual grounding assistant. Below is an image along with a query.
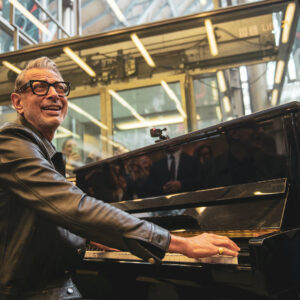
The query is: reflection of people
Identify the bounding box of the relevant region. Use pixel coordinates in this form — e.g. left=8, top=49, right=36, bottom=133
left=62, top=137, right=83, bottom=177
left=194, top=143, right=213, bottom=165
left=125, top=155, right=152, bottom=199
left=201, top=122, right=287, bottom=188
left=145, top=147, right=201, bottom=196
left=0, top=56, right=239, bottom=298
left=85, top=150, right=101, bottom=164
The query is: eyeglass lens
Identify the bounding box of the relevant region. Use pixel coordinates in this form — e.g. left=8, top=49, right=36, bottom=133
left=32, top=81, right=69, bottom=96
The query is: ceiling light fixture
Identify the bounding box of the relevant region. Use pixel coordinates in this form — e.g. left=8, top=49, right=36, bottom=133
left=9, top=0, right=50, bottom=35
left=161, top=80, right=187, bottom=118
left=63, top=47, right=96, bottom=77
left=281, top=3, right=296, bottom=44
left=274, top=60, right=285, bottom=84
left=216, top=106, right=222, bottom=121
left=109, top=89, right=150, bottom=125
left=131, top=33, right=156, bottom=68
left=68, top=102, right=108, bottom=130
left=117, top=115, right=184, bottom=130
left=216, top=70, right=226, bottom=92
left=55, top=127, right=80, bottom=139
left=271, top=89, right=278, bottom=106
left=205, top=19, right=218, bottom=56
left=223, top=96, right=231, bottom=113
left=106, top=0, right=128, bottom=25
left=2, top=61, right=22, bottom=74
left=100, top=135, right=128, bottom=152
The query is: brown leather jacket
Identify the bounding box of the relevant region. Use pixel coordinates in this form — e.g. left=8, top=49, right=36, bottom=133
left=0, top=116, right=170, bottom=299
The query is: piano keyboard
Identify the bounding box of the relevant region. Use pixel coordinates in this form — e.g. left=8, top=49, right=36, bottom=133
left=84, top=251, right=238, bottom=265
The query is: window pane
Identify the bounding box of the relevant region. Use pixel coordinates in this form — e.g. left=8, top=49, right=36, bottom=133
left=112, top=82, right=186, bottom=151
left=281, top=15, right=300, bottom=104
left=0, top=30, right=13, bottom=53
left=193, top=76, right=222, bottom=129
left=0, top=105, right=17, bottom=122
left=53, top=94, right=102, bottom=177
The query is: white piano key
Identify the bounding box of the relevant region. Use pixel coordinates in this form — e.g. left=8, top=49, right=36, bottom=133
left=84, top=251, right=238, bottom=265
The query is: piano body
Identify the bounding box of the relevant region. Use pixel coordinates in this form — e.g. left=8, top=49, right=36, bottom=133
left=74, top=102, right=300, bottom=299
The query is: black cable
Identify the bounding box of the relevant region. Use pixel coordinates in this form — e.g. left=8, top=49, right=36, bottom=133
left=215, top=27, right=265, bottom=47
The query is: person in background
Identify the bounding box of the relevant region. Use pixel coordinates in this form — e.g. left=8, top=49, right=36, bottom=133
left=62, top=137, right=83, bottom=177
left=0, top=56, right=239, bottom=299
left=194, top=143, right=213, bottom=165
left=144, top=146, right=201, bottom=196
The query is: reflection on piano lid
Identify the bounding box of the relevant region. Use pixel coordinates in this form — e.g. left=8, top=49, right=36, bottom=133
left=84, top=250, right=238, bottom=265
left=76, top=102, right=300, bottom=298
left=170, top=228, right=280, bottom=238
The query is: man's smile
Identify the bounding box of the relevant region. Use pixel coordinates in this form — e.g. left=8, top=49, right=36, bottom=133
left=41, top=105, right=63, bottom=111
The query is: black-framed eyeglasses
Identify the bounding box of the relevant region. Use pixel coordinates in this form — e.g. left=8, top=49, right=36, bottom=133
left=15, top=80, right=71, bottom=96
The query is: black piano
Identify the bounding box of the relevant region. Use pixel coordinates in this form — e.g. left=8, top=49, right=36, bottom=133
left=74, top=101, right=300, bottom=299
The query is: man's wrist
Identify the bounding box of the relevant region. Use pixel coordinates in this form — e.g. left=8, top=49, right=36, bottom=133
left=168, top=234, right=186, bottom=254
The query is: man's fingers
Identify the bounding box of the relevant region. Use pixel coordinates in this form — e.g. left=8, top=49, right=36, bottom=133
left=207, top=234, right=240, bottom=251
left=215, top=247, right=239, bottom=257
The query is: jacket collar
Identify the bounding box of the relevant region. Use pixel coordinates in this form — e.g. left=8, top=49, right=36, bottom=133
left=16, top=114, right=57, bottom=159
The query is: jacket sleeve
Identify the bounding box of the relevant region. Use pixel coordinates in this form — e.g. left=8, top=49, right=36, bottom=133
left=0, top=125, right=170, bottom=264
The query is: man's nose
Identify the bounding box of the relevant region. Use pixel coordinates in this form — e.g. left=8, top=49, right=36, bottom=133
left=48, top=86, right=59, bottom=98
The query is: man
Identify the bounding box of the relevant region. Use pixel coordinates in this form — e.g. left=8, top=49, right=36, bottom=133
left=144, top=146, right=201, bottom=197
left=0, top=57, right=239, bottom=299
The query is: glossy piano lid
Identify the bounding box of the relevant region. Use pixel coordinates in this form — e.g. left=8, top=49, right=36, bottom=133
left=75, top=101, right=300, bottom=231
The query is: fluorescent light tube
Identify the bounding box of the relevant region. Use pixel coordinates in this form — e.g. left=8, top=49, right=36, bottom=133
left=55, top=127, right=80, bottom=139
left=205, top=19, right=218, bottom=56
left=106, top=0, right=128, bottom=24
left=223, top=96, right=231, bottom=112
left=109, top=89, right=150, bottom=125
left=281, top=3, right=296, bottom=44
left=216, top=106, right=222, bottom=121
left=216, top=70, right=226, bottom=92
left=131, top=33, right=156, bottom=68
left=2, top=61, right=21, bottom=74
left=161, top=80, right=187, bottom=118
left=100, top=136, right=128, bottom=152
left=63, top=47, right=96, bottom=77
left=117, top=115, right=184, bottom=130
left=271, top=89, right=278, bottom=106
left=274, top=60, right=285, bottom=84
left=68, top=102, right=108, bottom=130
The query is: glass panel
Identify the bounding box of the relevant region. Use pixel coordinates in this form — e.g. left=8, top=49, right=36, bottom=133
left=193, top=76, right=222, bottom=129
left=53, top=94, right=102, bottom=177
left=0, top=0, right=60, bottom=45
left=0, top=0, right=10, bottom=22
left=0, top=29, right=13, bottom=53
left=0, top=105, right=17, bottom=122
left=111, top=82, right=186, bottom=151
left=81, top=0, right=266, bottom=35
left=281, top=15, right=300, bottom=103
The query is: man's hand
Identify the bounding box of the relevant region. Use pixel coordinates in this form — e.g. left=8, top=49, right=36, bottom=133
left=168, top=233, right=240, bottom=258
left=163, top=180, right=181, bottom=193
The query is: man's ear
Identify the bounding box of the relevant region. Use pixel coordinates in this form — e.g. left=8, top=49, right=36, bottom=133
left=11, top=93, right=24, bottom=115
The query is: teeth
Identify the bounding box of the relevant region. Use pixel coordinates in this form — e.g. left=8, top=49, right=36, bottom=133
left=42, top=107, right=61, bottom=111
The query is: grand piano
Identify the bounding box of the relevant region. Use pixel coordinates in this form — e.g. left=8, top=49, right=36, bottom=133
left=74, top=101, right=300, bottom=299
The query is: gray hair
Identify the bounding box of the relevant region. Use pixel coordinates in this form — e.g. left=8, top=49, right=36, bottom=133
left=14, top=56, right=63, bottom=92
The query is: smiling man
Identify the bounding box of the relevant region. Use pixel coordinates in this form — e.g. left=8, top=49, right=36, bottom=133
left=12, top=63, right=69, bottom=141
left=0, top=57, right=239, bottom=299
